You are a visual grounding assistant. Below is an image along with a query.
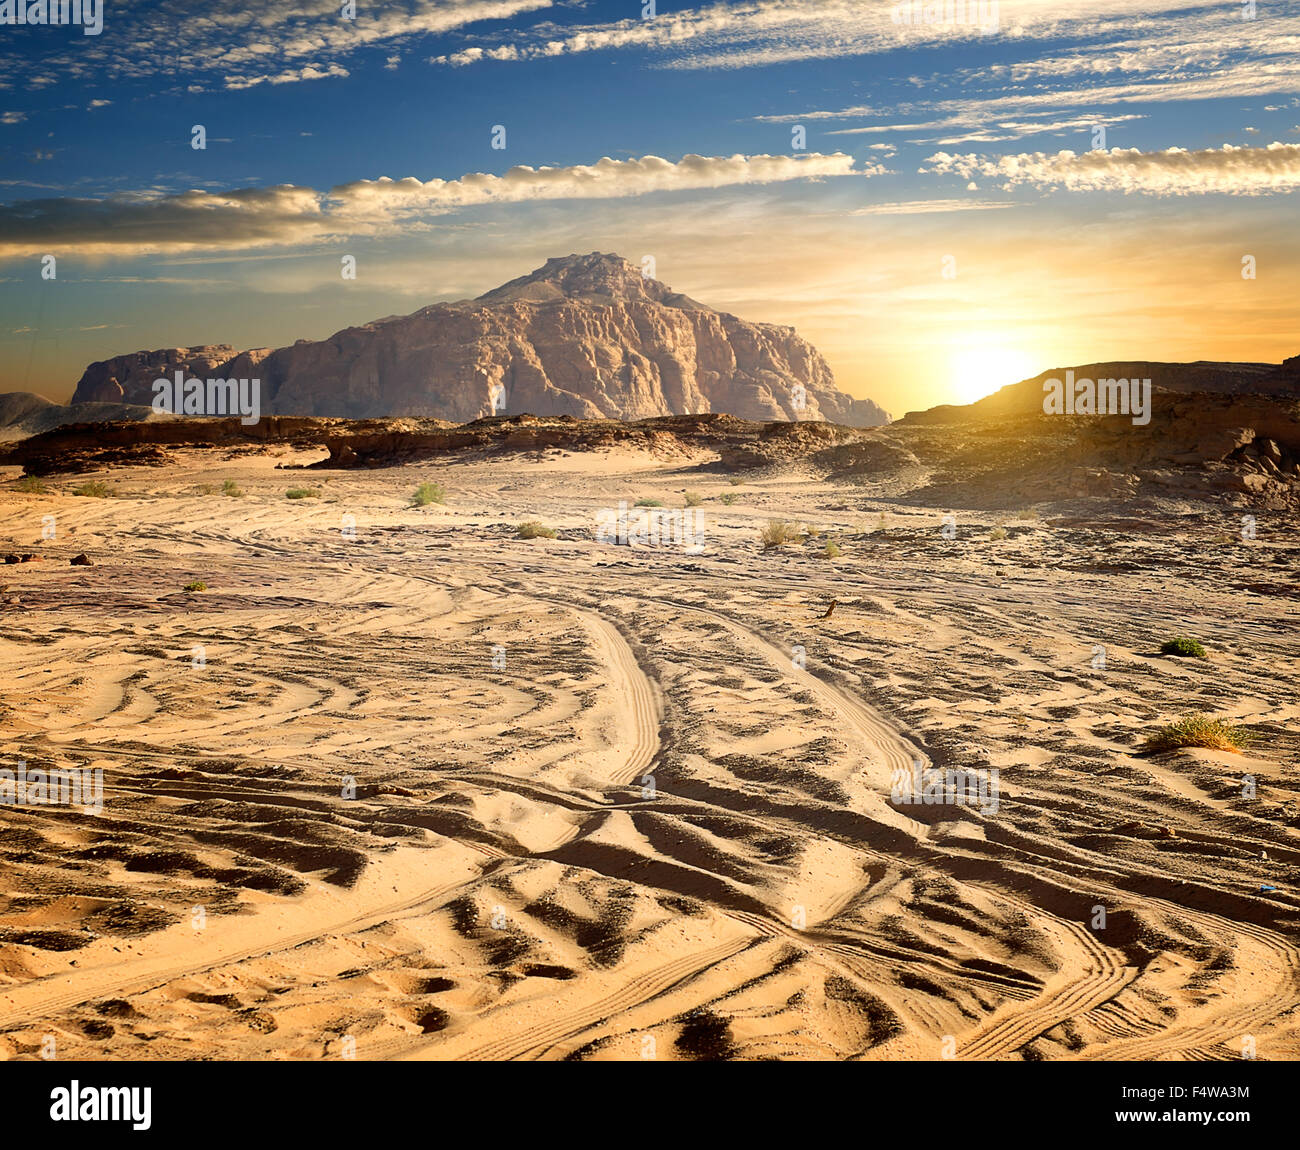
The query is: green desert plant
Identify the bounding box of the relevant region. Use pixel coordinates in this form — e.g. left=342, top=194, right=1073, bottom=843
left=760, top=519, right=802, bottom=549
left=719, top=493, right=738, bottom=506
left=222, top=479, right=244, bottom=498
left=183, top=580, right=207, bottom=593
left=516, top=521, right=557, bottom=539
left=1144, top=713, right=1253, bottom=754
left=683, top=491, right=703, bottom=507
left=823, top=541, right=842, bottom=559
left=1160, top=636, right=1208, bottom=659
left=72, top=480, right=112, bottom=498
left=285, top=487, right=321, bottom=500
left=990, top=526, right=1008, bottom=540
left=634, top=497, right=663, bottom=508
left=410, top=481, right=445, bottom=506
left=13, top=476, right=47, bottom=494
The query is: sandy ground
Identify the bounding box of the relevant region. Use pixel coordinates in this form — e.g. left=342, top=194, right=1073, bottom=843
left=0, top=442, right=1297, bottom=1061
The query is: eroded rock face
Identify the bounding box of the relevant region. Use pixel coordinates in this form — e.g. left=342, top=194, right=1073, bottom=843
left=69, top=254, right=891, bottom=427
left=73, top=346, right=240, bottom=405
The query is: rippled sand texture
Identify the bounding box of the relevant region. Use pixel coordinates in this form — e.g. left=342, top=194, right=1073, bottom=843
left=1, top=445, right=1297, bottom=1061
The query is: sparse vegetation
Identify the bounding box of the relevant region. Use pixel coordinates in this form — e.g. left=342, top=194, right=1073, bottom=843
left=1144, top=713, right=1253, bottom=754
left=222, top=479, right=244, bottom=498
left=728, top=476, right=744, bottom=486
left=823, top=541, right=842, bottom=559
left=72, top=480, right=112, bottom=498
left=13, top=476, right=47, bottom=494
left=285, top=488, right=321, bottom=500
left=1018, top=507, right=1040, bottom=521
left=1160, top=636, right=1208, bottom=659
left=990, top=526, right=1008, bottom=540
left=183, top=580, right=207, bottom=593
left=411, top=482, right=446, bottom=506
left=683, top=491, right=702, bottom=507
left=719, top=493, right=738, bottom=506
left=760, top=519, right=802, bottom=549
left=517, top=521, right=557, bottom=539
left=634, top=497, right=663, bottom=507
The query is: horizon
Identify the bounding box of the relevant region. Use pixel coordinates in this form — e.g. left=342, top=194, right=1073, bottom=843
left=2, top=0, right=1298, bottom=415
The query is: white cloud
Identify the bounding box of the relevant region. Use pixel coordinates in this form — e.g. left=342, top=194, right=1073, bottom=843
left=924, top=142, right=1300, bottom=196
left=0, top=0, right=555, bottom=93
left=849, top=198, right=1015, bottom=215
left=0, top=152, right=875, bottom=258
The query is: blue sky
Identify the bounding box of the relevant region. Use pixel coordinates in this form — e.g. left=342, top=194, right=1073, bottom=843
left=2, top=0, right=1299, bottom=414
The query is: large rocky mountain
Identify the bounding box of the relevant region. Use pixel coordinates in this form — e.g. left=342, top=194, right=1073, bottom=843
left=70, top=253, right=891, bottom=426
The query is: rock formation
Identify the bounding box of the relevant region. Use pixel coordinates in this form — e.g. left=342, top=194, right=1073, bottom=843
left=70, top=253, right=891, bottom=427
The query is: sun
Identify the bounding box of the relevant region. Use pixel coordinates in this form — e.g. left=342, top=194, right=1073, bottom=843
left=949, top=346, right=1039, bottom=406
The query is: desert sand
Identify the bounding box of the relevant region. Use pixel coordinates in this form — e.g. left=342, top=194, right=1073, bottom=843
left=0, top=440, right=1297, bottom=1061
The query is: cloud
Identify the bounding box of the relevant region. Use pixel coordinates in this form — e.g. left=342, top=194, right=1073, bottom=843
left=224, top=63, right=350, bottom=90
left=0, top=152, right=874, bottom=258
left=430, top=0, right=1249, bottom=73
left=923, top=142, right=1300, bottom=196
left=849, top=199, right=1015, bottom=215
left=0, top=0, right=555, bottom=93
left=1, top=111, right=25, bottom=124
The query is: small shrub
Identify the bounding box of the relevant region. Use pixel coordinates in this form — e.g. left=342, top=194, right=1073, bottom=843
left=14, top=476, right=47, bottom=494
left=1160, top=637, right=1207, bottom=659
left=990, top=526, right=1008, bottom=540
left=728, top=477, right=744, bottom=486
left=517, top=521, right=557, bottom=539
left=719, top=493, right=738, bottom=506
left=1018, top=507, right=1039, bottom=521
left=222, top=479, right=244, bottom=498
left=72, top=480, right=112, bottom=498
left=1144, top=713, right=1253, bottom=754
left=285, top=488, right=320, bottom=500
left=411, top=482, right=445, bottom=507
left=683, top=491, right=702, bottom=508
left=183, top=580, right=207, bottom=593
left=634, top=497, right=663, bottom=508
left=823, top=541, right=842, bottom=559
left=760, top=520, right=801, bottom=549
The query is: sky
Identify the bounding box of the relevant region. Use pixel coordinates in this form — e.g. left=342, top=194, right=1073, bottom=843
left=1, top=0, right=1298, bottom=417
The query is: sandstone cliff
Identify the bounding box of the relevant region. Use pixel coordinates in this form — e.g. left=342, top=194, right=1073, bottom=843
left=70, top=253, right=891, bottom=427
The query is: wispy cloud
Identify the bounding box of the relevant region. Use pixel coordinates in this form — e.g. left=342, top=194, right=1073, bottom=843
left=849, top=199, right=1015, bottom=215
left=0, top=0, right=555, bottom=93
left=924, top=142, right=1300, bottom=196
left=0, top=152, right=875, bottom=258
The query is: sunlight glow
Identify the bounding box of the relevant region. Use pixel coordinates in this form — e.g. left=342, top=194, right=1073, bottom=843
left=948, top=346, right=1039, bottom=405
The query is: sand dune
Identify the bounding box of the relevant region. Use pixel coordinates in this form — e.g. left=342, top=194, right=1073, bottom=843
left=0, top=444, right=1297, bottom=1060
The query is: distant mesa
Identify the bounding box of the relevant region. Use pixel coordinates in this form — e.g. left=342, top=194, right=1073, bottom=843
left=68, top=253, right=892, bottom=428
